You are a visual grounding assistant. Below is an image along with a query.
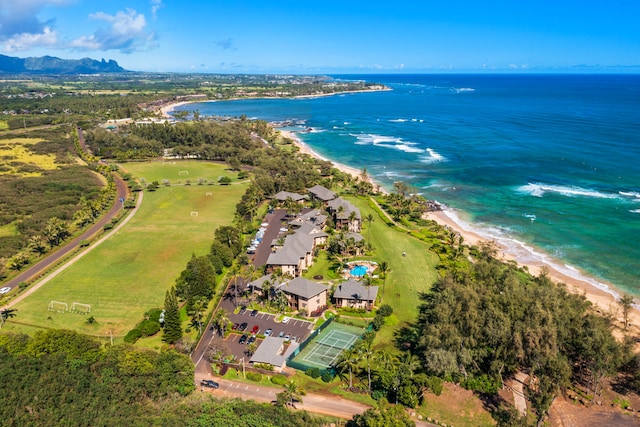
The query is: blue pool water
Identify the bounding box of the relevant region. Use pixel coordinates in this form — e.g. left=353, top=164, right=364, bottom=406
left=350, top=265, right=368, bottom=277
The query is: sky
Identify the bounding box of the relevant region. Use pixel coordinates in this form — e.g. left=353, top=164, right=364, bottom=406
left=0, top=0, right=639, bottom=74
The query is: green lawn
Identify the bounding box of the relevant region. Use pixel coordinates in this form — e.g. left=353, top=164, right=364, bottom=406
left=8, top=162, right=248, bottom=338
left=120, top=160, right=242, bottom=186
left=344, top=196, right=440, bottom=345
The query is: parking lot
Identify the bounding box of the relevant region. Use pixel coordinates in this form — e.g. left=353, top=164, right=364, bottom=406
left=215, top=295, right=315, bottom=361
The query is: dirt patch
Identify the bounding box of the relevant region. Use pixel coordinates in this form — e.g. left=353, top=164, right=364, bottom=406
left=420, top=383, right=496, bottom=427
left=549, top=396, right=640, bottom=427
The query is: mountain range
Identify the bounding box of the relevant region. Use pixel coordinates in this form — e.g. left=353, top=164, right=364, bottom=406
left=0, top=54, right=127, bottom=74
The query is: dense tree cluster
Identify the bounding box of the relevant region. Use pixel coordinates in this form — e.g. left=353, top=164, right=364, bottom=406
left=0, top=330, right=194, bottom=426
left=400, top=246, right=629, bottom=422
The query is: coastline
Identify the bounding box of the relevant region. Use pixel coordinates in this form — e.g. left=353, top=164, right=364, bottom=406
left=159, top=87, right=391, bottom=119
left=283, top=128, right=638, bottom=335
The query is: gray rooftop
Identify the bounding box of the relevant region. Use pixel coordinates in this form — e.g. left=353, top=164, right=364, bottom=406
left=333, top=279, right=379, bottom=302
left=308, top=184, right=337, bottom=202
left=248, top=274, right=285, bottom=291
left=281, top=277, right=328, bottom=299
left=250, top=337, right=298, bottom=367
left=328, top=198, right=361, bottom=220
left=273, top=191, right=307, bottom=202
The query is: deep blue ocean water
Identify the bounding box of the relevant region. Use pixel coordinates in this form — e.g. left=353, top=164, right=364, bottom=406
left=175, top=74, right=640, bottom=296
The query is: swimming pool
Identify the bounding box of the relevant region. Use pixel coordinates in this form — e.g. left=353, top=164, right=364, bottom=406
left=349, top=265, right=368, bottom=277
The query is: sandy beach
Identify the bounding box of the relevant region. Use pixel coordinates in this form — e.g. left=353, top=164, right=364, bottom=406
left=282, top=128, right=639, bottom=336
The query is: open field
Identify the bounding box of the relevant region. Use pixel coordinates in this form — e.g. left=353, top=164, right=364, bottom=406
left=345, top=196, right=440, bottom=345
left=7, top=162, right=248, bottom=337
left=121, top=160, right=242, bottom=186
left=0, top=137, right=58, bottom=176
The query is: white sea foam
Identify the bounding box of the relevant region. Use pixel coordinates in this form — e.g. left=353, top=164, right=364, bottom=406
left=439, top=208, right=622, bottom=300
left=451, top=87, right=476, bottom=93
left=389, top=118, right=408, bottom=123
left=523, top=213, right=537, bottom=221
left=420, top=148, right=446, bottom=164
left=352, top=133, right=426, bottom=154
left=620, top=191, right=640, bottom=198
left=630, top=209, right=640, bottom=214
left=518, top=183, right=618, bottom=199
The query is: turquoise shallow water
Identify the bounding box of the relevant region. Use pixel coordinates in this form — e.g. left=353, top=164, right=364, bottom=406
left=175, top=74, right=640, bottom=296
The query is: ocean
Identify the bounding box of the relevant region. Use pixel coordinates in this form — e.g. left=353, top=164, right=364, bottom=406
left=174, top=74, right=640, bottom=297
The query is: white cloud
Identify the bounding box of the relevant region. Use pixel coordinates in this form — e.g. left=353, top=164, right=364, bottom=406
left=150, top=0, right=163, bottom=20
left=0, top=0, right=72, bottom=52
left=71, top=9, right=155, bottom=53
left=3, top=26, right=58, bottom=52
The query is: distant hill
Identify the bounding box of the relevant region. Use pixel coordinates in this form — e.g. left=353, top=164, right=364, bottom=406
left=0, top=54, right=127, bottom=74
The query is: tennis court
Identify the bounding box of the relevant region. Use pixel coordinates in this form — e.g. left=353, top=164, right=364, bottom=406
left=289, top=321, right=363, bottom=370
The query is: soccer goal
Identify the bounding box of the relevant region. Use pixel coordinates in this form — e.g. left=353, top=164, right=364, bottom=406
left=72, top=302, right=91, bottom=314
left=178, top=170, right=189, bottom=176
left=205, top=192, right=213, bottom=197
left=190, top=211, right=199, bottom=217
left=48, top=301, right=68, bottom=313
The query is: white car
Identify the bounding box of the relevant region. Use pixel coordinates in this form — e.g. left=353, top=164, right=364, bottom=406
left=281, top=316, right=290, bottom=324
left=0, top=287, right=11, bottom=295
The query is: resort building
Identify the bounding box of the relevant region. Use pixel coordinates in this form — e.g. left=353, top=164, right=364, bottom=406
left=266, top=211, right=328, bottom=277
left=273, top=191, right=307, bottom=204
left=249, top=337, right=298, bottom=372
left=249, top=275, right=329, bottom=316
left=307, top=184, right=337, bottom=204
left=280, top=277, right=329, bottom=315
left=327, top=198, right=362, bottom=232
left=332, top=279, right=379, bottom=310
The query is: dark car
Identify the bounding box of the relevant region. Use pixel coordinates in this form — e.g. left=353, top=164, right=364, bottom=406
left=238, top=322, right=248, bottom=331
left=200, top=379, right=219, bottom=389
left=239, top=334, right=248, bottom=344
left=247, top=336, right=256, bottom=345
left=250, top=309, right=259, bottom=317
left=239, top=305, right=247, bottom=314
left=251, top=325, right=259, bottom=334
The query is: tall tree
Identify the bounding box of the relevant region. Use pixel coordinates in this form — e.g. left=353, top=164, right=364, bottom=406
left=335, top=347, right=360, bottom=390
left=0, top=308, right=17, bottom=328
left=378, top=261, right=390, bottom=296
left=618, top=293, right=634, bottom=331
left=162, top=287, right=182, bottom=344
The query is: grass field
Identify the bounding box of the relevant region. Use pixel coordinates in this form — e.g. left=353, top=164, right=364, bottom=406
left=344, top=196, right=440, bottom=346
left=120, top=160, right=243, bottom=186
left=8, top=162, right=248, bottom=338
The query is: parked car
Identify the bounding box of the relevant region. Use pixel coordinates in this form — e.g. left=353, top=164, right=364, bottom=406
left=238, top=322, right=248, bottom=331
left=0, top=287, right=11, bottom=294
left=250, top=309, right=259, bottom=317
left=239, top=305, right=247, bottom=314
left=278, top=331, right=285, bottom=338
left=239, top=334, right=248, bottom=344
left=251, top=325, right=259, bottom=334
left=281, top=316, right=290, bottom=324
left=232, top=323, right=239, bottom=330
left=285, top=334, right=290, bottom=341
left=247, top=336, right=256, bottom=345
left=264, top=328, right=273, bottom=337
left=200, top=379, right=219, bottom=389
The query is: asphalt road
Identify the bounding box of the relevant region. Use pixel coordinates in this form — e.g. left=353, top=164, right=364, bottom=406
left=1, top=129, right=128, bottom=293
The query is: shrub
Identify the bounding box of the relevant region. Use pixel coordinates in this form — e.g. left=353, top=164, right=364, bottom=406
left=371, top=315, right=384, bottom=331
left=138, top=319, right=161, bottom=337
left=305, top=367, right=321, bottom=379
left=271, top=375, right=288, bottom=385
left=246, top=372, right=262, bottom=382
left=103, top=223, right=114, bottom=231
left=124, top=328, right=142, bottom=344
left=321, top=370, right=334, bottom=383
left=377, top=304, right=393, bottom=317
left=79, top=240, right=90, bottom=248
left=371, top=389, right=385, bottom=400
left=461, top=374, right=500, bottom=394
left=425, top=376, right=443, bottom=396
left=237, top=171, right=248, bottom=179
left=145, top=308, right=163, bottom=323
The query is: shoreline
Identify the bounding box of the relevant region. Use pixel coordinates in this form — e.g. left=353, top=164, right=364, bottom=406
left=158, top=87, right=391, bottom=119
left=283, top=128, right=638, bottom=335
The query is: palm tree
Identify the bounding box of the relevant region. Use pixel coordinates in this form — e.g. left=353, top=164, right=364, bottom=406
left=365, top=213, right=374, bottom=242
left=358, top=340, right=375, bottom=393
left=335, top=347, right=360, bottom=390
left=278, top=380, right=304, bottom=408
left=361, top=275, right=374, bottom=311
left=378, top=261, right=390, bottom=296
left=0, top=308, right=17, bottom=328
left=189, top=298, right=208, bottom=335
left=212, top=309, right=230, bottom=337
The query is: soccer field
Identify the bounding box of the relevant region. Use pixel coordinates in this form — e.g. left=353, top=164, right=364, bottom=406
left=9, top=162, right=248, bottom=337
